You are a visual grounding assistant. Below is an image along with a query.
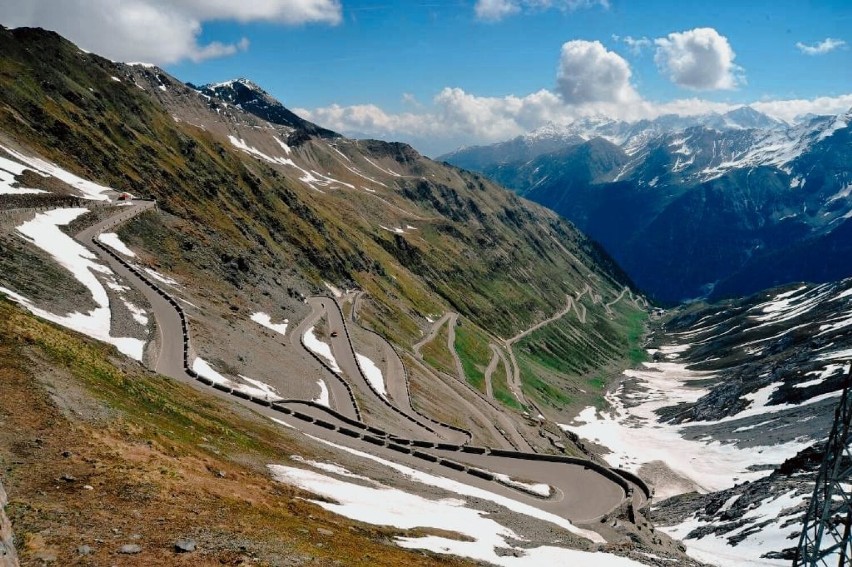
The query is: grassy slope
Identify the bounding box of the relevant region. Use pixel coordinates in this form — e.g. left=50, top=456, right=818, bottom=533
left=420, top=321, right=457, bottom=378
left=516, top=299, right=648, bottom=414
left=452, top=319, right=492, bottom=392
left=0, top=299, right=470, bottom=566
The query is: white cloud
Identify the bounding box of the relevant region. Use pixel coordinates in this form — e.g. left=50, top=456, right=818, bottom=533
left=475, top=0, right=520, bottom=21
left=654, top=27, right=742, bottom=90
left=0, top=0, right=341, bottom=64
left=474, top=0, right=608, bottom=22
left=297, top=87, right=568, bottom=155
left=300, top=90, right=852, bottom=156
left=621, top=35, right=652, bottom=54
left=796, top=38, right=847, bottom=56
left=751, top=94, right=852, bottom=123
left=556, top=40, right=639, bottom=104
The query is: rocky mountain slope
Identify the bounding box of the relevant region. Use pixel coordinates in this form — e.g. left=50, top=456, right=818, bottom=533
left=559, top=277, right=852, bottom=565
left=440, top=109, right=852, bottom=303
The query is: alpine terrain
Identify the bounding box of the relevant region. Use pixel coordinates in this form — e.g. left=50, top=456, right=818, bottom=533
left=0, top=23, right=849, bottom=567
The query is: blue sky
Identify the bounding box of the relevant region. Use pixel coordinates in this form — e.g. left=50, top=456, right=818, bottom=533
left=175, top=0, right=851, bottom=111
left=1, top=0, right=850, bottom=154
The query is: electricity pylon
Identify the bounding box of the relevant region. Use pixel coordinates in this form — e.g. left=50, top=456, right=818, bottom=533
left=794, top=369, right=852, bottom=566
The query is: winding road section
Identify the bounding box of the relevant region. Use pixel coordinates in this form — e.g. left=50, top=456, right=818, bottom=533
left=69, top=201, right=651, bottom=538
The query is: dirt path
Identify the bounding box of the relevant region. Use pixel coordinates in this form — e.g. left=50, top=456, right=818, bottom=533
left=445, top=312, right=466, bottom=383
left=483, top=345, right=499, bottom=399
left=412, top=311, right=453, bottom=358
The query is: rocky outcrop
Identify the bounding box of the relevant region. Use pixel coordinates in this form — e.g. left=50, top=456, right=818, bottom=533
left=0, top=479, right=19, bottom=567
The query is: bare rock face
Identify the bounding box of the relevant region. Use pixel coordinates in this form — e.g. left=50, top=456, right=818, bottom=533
left=0, top=480, right=19, bottom=567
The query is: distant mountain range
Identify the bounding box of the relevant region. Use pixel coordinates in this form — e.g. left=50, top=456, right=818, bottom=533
left=440, top=108, right=852, bottom=303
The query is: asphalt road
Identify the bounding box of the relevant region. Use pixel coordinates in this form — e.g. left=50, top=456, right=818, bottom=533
left=72, top=202, right=646, bottom=539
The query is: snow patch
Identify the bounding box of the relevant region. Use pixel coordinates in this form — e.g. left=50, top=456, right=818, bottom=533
left=304, top=434, right=606, bottom=544
left=356, top=352, right=386, bottom=398
left=143, top=267, right=178, bottom=286
left=661, top=490, right=807, bottom=566
left=268, top=463, right=642, bottom=565
left=0, top=143, right=112, bottom=201
left=250, top=312, right=288, bottom=337
left=313, top=378, right=330, bottom=407
left=563, top=360, right=816, bottom=495
left=97, top=232, right=135, bottom=257
left=303, top=327, right=342, bottom=373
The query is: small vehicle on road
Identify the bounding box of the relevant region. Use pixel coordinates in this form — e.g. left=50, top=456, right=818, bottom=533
left=330, top=330, right=339, bottom=337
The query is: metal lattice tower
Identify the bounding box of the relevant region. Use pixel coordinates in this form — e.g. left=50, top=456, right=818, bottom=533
left=794, top=370, right=852, bottom=567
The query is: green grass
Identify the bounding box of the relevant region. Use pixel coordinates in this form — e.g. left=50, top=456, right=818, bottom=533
left=625, top=309, right=649, bottom=364
left=518, top=356, right=572, bottom=407
left=491, top=354, right=523, bottom=410
left=421, top=319, right=457, bottom=377
left=453, top=319, right=492, bottom=392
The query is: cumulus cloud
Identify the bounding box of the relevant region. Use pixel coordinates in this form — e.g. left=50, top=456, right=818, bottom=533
left=298, top=87, right=569, bottom=155
left=796, top=38, right=846, bottom=55
left=654, top=27, right=742, bottom=90
left=0, top=0, right=341, bottom=64
left=556, top=40, right=639, bottom=104
left=474, top=0, right=608, bottom=22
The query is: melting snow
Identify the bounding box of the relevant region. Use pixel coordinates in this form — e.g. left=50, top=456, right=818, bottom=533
left=268, top=461, right=642, bottom=566
left=273, top=136, right=292, bottom=155
left=313, top=378, right=330, bottom=407
left=123, top=299, right=149, bottom=325
left=192, top=357, right=282, bottom=400
left=97, top=232, right=135, bottom=257
left=303, top=327, right=342, bottom=373
left=356, top=352, right=386, bottom=398
left=1, top=208, right=144, bottom=359
left=0, top=155, right=48, bottom=195
left=228, top=135, right=353, bottom=191
left=250, top=312, right=288, bottom=337
left=0, top=143, right=112, bottom=201
left=363, top=156, right=402, bottom=177
left=660, top=490, right=807, bottom=566
left=563, top=360, right=815, bottom=495
left=143, top=267, right=178, bottom=286
left=493, top=473, right=552, bottom=497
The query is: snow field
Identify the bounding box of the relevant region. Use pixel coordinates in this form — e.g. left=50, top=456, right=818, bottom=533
left=269, top=440, right=649, bottom=565
left=563, top=360, right=815, bottom=495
